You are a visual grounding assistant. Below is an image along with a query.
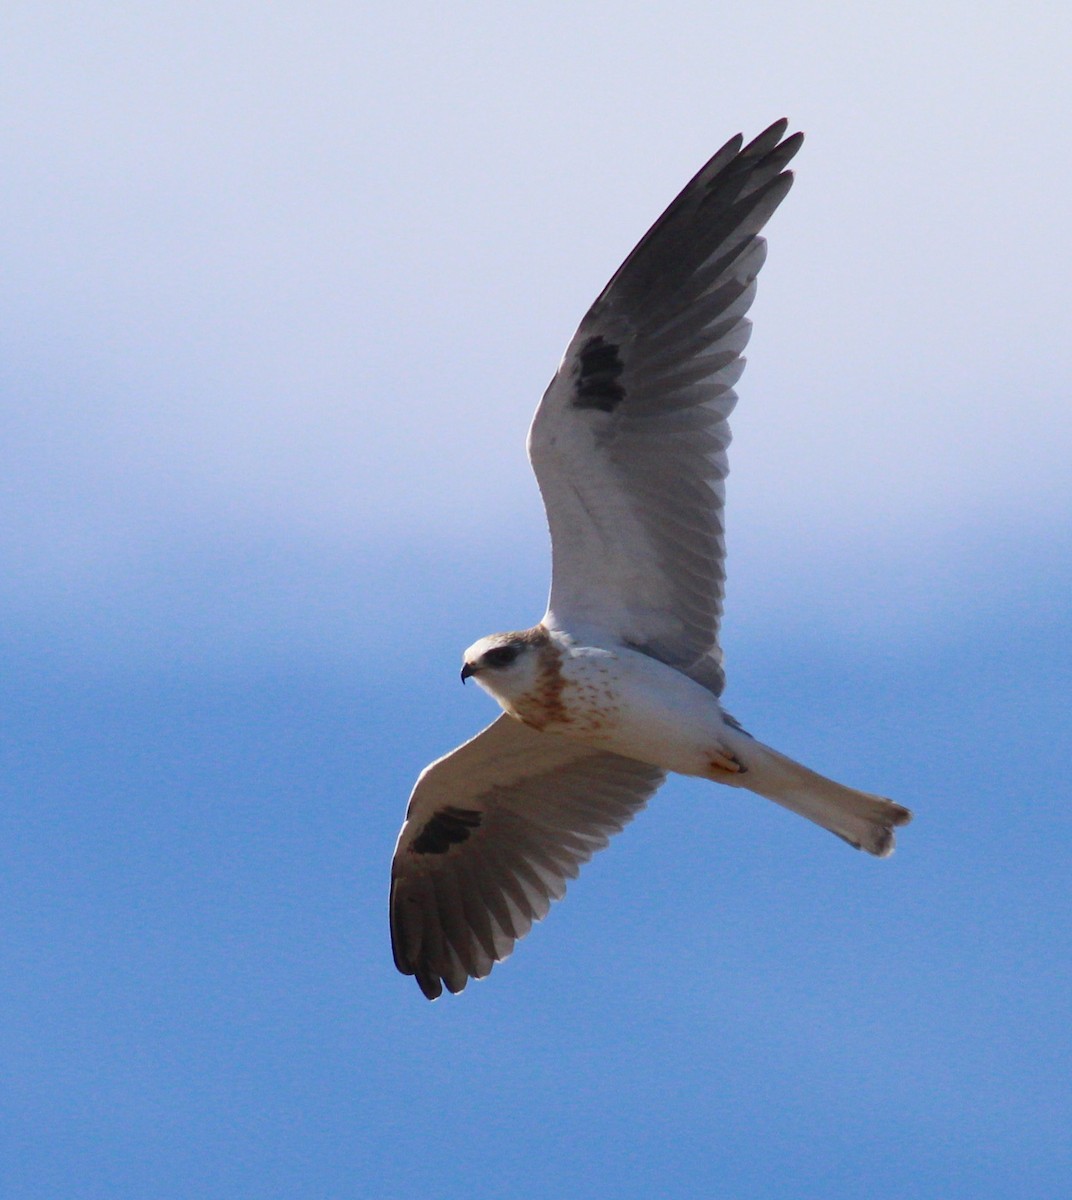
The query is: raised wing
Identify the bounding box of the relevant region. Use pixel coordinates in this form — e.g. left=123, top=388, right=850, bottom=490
left=391, top=715, right=665, bottom=999
left=530, top=120, right=802, bottom=692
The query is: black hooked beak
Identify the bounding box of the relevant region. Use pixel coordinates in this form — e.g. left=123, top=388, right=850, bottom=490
left=460, top=662, right=476, bottom=684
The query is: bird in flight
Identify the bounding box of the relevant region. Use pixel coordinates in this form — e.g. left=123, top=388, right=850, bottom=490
left=390, top=119, right=911, bottom=1000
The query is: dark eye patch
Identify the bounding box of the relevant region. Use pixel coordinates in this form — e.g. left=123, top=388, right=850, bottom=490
left=482, top=645, right=521, bottom=668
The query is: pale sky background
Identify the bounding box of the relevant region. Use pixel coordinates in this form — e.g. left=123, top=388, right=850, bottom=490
left=2, top=4, right=1071, bottom=1199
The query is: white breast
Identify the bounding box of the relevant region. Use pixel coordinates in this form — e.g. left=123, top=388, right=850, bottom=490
left=527, top=643, right=729, bottom=777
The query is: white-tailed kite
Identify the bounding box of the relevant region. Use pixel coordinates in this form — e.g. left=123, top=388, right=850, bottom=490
left=390, top=120, right=911, bottom=1000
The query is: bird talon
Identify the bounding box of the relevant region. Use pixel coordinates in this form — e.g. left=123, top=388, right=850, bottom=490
left=708, top=751, right=746, bottom=775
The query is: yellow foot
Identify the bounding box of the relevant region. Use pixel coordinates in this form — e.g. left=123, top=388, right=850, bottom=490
left=707, top=749, right=746, bottom=775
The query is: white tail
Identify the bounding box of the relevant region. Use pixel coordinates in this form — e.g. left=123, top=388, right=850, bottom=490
left=718, top=729, right=912, bottom=857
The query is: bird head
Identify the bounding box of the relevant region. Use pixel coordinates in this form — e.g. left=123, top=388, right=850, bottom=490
left=460, top=631, right=545, bottom=706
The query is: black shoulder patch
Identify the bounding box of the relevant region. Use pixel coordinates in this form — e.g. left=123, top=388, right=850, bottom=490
left=410, top=806, right=483, bottom=855
left=573, top=335, right=626, bottom=412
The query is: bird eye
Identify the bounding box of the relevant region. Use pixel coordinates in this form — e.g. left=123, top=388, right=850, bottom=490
left=482, top=645, right=521, bottom=668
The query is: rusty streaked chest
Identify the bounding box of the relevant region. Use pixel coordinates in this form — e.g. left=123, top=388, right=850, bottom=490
left=509, top=644, right=624, bottom=737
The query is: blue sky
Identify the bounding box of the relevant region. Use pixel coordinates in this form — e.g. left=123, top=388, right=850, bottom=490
left=2, top=4, right=1071, bottom=1198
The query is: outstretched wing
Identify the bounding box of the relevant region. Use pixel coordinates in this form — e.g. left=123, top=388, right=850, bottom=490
left=530, top=120, right=802, bottom=693
left=391, top=715, right=665, bottom=999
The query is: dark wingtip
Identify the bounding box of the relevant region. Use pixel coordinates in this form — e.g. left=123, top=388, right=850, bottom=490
left=741, top=120, right=804, bottom=167
left=743, top=117, right=789, bottom=151
left=416, top=970, right=443, bottom=1001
